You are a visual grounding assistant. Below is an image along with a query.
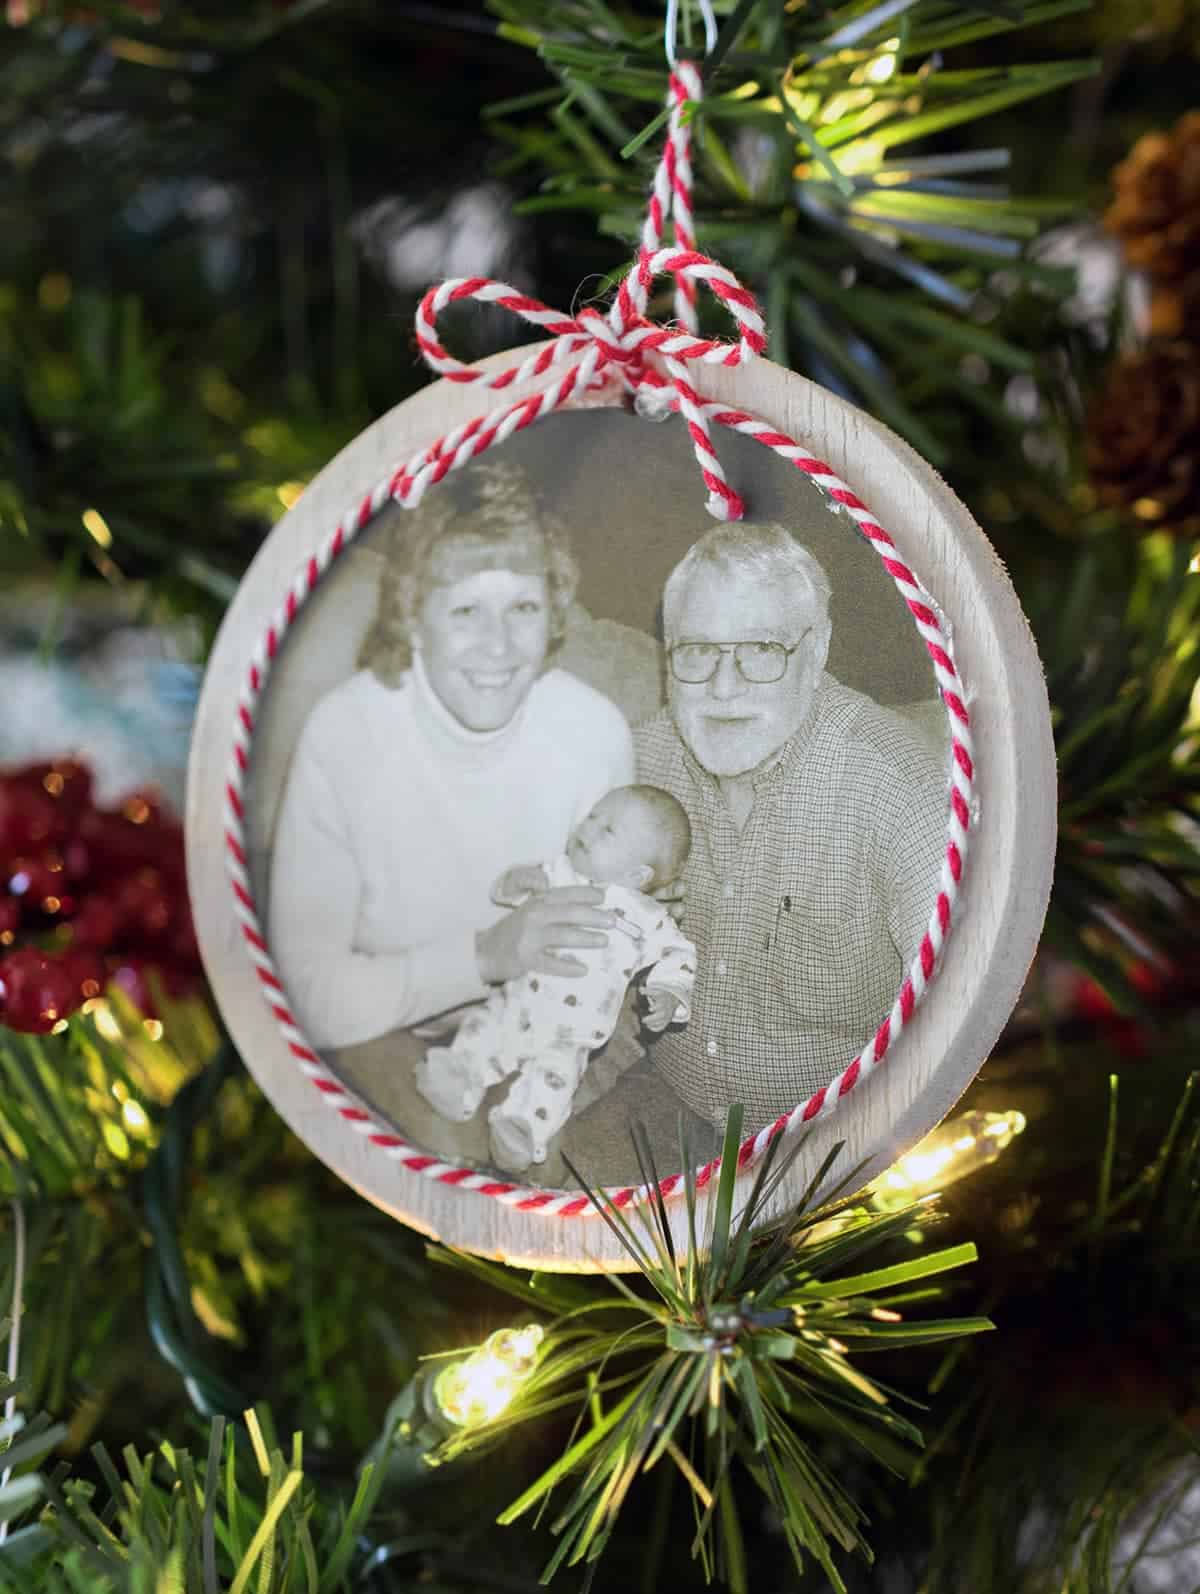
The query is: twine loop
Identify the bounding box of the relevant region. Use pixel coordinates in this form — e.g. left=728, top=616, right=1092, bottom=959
left=411, top=66, right=764, bottom=522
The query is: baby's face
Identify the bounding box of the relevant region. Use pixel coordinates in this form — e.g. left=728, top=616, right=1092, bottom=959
left=567, top=792, right=658, bottom=886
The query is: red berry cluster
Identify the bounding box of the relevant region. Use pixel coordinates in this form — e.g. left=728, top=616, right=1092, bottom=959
left=0, top=759, right=203, bottom=1034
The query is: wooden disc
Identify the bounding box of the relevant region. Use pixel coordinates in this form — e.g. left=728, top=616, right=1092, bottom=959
left=187, top=349, right=1056, bottom=1270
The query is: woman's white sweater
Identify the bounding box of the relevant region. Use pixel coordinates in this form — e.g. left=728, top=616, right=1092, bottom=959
left=267, top=657, right=634, bottom=1047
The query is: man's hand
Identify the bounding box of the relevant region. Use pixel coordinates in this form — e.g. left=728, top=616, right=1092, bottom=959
left=476, top=886, right=615, bottom=984
left=642, top=988, right=682, bottom=1033
left=491, top=862, right=550, bottom=908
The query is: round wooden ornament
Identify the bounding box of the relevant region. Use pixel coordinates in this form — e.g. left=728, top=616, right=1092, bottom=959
left=186, top=343, right=1056, bottom=1272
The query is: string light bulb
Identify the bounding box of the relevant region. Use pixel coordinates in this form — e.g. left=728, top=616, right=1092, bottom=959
left=862, top=42, right=899, bottom=85
left=81, top=507, right=113, bottom=548
left=873, top=1110, right=1027, bottom=1206
left=432, top=1325, right=544, bottom=1428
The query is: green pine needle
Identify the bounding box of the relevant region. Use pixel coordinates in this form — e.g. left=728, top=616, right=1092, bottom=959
left=0, top=1408, right=397, bottom=1593
left=433, top=1110, right=990, bottom=1586
left=1034, top=535, right=1200, bottom=1002
left=484, top=0, right=1097, bottom=448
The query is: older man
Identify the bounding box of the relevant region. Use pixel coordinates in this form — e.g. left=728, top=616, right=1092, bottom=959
left=632, top=522, right=947, bottom=1132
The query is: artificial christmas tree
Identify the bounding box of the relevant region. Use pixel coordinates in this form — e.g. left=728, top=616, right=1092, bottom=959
left=1, top=3, right=1198, bottom=1591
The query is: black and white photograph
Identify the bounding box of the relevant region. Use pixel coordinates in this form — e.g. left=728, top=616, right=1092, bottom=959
left=245, top=408, right=951, bottom=1188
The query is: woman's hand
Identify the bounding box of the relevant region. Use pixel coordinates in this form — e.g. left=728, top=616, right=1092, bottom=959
left=476, top=886, right=615, bottom=984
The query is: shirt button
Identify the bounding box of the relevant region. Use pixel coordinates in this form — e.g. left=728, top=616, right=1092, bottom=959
left=706, top=1040, right=717, bottom=1056
left=717, top=960, right=727, bottom=976
left=722, top=883, right=734, bottom=900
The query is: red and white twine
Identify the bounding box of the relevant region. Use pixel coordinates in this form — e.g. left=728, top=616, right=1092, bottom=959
left=224, top=66, right=975, bottom=1219
left=643, top=61, right=701, bottom=333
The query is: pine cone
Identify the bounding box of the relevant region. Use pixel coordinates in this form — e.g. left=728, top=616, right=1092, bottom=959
left=1148, top=277, right=1200, bottom=338
left=1105, top=112, right=1200, bottom=322
left=1086, top=341, right=1200, bottom=533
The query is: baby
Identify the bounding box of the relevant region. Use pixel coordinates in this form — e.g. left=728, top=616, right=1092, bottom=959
left=415, top=784, right=696, bottom=1173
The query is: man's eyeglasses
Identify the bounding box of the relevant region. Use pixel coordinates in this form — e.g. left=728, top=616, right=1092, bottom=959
left=668, top=633, right=811, bottom=685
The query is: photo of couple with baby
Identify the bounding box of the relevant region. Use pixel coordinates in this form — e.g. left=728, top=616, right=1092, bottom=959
left=264, top=437, right=948, bottom=1189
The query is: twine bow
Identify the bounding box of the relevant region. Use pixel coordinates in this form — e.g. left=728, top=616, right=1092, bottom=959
left=406, top=64, right=765, bottom=522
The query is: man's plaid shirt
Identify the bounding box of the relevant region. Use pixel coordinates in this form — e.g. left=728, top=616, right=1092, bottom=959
left=634, top=675, right=947, bottom=1131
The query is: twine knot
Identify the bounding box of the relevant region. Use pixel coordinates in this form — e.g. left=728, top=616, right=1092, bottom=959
left=406, top=67, right=766, bottom=522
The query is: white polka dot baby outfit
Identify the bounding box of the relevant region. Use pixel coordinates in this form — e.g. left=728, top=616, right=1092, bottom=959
left=415, top=855, right=695, bottom=1171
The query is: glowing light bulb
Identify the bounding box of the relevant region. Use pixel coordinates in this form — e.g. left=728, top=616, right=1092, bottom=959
left=873, top=1110, right=1026, bottom=1205
left=847, top=37, right=900, bottom=88
left=122, top=1098, right=150, bottom=1134
left=432, top=1325, right=544, bottom=1428
left=90, top=1001, right=122, bottom=1043
left=863, top=48, right=898, bottom=85
left=82, top=508, right=113, bottom=548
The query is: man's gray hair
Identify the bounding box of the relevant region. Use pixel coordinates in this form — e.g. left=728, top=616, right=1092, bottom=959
left=662, top=523, right=833, bottom=641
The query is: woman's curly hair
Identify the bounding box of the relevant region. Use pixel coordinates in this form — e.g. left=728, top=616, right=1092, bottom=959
left=357, top=462, right=579, bottom=688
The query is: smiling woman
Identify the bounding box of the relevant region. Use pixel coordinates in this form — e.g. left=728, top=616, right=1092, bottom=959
left=416, top=569, right=552, bottom=730
left=265, top=463, right=634, bottom=1058
left=356, top=465, right=579, bottom=729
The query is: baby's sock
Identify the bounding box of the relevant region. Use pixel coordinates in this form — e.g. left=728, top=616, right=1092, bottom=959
left=488, top=1048, right=586, bottom=1171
